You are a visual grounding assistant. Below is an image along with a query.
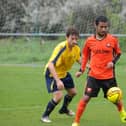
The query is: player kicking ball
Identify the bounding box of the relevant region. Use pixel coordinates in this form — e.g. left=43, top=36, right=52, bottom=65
left=72, top=16, right=126, bottom=126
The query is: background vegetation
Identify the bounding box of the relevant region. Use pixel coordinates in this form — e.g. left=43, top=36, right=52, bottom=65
left=0, top=36, right=125, bottom=64
left=0, top=0, right=126, bottom=34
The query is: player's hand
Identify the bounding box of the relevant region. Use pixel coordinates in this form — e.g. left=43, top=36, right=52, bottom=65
left=106, top=61, right=114, bottom=69
left=75, top=71, right=83, bottom=78
left=56, top=79, right=64, bottom=90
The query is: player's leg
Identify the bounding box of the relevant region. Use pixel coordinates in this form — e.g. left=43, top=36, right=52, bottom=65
left=115, top=100, right=126, bottom=122
left=42, top=91, right=63, bottom=123
left=72, top=76, right=100, bottom=126
left=102, top=78, right=126, bottom=123
left=59, top=87, right=76, bottom=116
left=41, top=69, right=63, bottom=123
left=59, top=73, right=76, bottom=116
left=72, top=95, right=90, bottom=126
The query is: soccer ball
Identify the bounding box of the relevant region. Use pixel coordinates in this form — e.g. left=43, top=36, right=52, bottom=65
left=107, top=87, right=122, bottom=103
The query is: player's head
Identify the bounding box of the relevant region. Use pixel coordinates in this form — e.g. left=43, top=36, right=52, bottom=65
left=95, top=16, right=108, bottom=26
left=66, top=27, right=79, bottom=47
left=66, top=27, right=79, bottom=38
left=94, top=15, right=109, bottom=37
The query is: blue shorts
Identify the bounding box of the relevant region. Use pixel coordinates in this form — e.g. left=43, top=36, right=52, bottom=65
left=85, top=76, right=117, bottom=98
left=45, top=69, right=75, bottom=93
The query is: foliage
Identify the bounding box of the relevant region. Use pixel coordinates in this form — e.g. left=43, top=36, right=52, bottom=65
left=104, top=0, right=124, bottom=33
left=0, top=0, right=126, bottom=33
left=70, top=3, right=105, bottom=33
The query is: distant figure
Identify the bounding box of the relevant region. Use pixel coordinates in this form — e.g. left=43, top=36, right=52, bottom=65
left=41, top=27, right=81, bottom=123
left=72, top=15, right=126, bottom=126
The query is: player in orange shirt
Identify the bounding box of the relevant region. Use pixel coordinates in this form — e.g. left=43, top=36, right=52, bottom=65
left=72, top=16, right=126, bottom=126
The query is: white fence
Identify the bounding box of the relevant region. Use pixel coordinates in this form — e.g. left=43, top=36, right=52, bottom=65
left=0, top=33, right=126, bottom=37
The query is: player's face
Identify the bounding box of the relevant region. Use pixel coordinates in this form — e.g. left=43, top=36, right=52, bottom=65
left=67, top=35, right=78, bottom=48
left=95, top=22, right=108, bottom=37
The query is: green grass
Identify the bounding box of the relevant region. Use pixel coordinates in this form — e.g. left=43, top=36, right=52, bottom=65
left=0, top=62, right=126, bottom=126
left=0, top=37, right=125, bottom=64
left=0, top=37, right=126, bottom=126
left=0, top=37, right=60, bottom=64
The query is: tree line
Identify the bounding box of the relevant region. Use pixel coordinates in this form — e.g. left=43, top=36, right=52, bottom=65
left=0, top=0, right=126, bottom=34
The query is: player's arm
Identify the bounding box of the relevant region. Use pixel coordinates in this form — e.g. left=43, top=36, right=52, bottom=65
left=113, top=37, right=121, bottom=64
left=76, top=41, right=90, bottom=77
left=76, top=51, right=82, bottom=65
left=48, top=62, right=64, bottom=90
left=107, top=38, right=121, bottom=68
left=107, top=54, right=121, bottom=69
left=47, top=45, right=65, bottom=90
left=112, top=53, right=121, bottom=64
left=48, top=62, right=59, bottom=82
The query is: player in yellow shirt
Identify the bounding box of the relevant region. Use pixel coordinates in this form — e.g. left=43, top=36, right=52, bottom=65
left=41, top=27, right=81, bottom=123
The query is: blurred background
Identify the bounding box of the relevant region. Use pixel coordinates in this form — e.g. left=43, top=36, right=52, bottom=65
left=0, top=0, right=126, bottom=34
left=0, top=0, right=126, bottom=64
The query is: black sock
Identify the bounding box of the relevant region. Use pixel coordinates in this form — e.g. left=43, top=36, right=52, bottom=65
left=42, top=99, right=57, bottom=117
left=60, top=94, right=73, bottom=110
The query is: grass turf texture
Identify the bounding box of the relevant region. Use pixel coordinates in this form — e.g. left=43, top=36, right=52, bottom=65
left=0, top=37, right=126, bottom=126
left=0, top=63, right=126, bottom=126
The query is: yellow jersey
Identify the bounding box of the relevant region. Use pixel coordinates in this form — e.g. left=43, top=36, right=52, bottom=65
left=44, top=40, right=81, bottom=78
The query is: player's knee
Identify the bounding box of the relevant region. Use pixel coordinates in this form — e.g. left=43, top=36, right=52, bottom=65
left=71, top=90, right=77, bottom=97
left=67, top=88, right=77, bottom=96
left=54, top=92, right=63, bottom=102
left=74, top=91, right=77, bottom=96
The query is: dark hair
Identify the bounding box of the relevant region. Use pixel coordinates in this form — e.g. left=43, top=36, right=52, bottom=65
left=66, top=27, right=79, bottom=37
left=95, top=16, right=108, bottom=26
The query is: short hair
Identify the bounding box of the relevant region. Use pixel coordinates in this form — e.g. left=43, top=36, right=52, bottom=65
left=95, top=16, right=108, bottom=26
left=66, top=27, right=79, bottom=37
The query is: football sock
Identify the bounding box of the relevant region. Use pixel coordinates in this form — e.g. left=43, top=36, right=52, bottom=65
left=60, top=94, right=73, bottom=110
left=42, top=99, right=57, bottom=117
left=74, top=99, right=87, bottom=123
left=116, top=101, right=125, bottom=112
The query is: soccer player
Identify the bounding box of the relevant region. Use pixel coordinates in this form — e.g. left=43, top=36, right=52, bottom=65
left=41, top=27, right=81, bottom=123
left=72, top=16, right=126, bottom=126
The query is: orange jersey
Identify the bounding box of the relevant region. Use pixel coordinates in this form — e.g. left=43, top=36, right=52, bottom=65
left=81, top=34, right=121, bottom=79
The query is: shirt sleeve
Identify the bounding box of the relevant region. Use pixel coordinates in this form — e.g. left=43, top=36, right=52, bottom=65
left=112, top=37, right=121, bottom=64
left=81, top=40, right=90, bottom=72
left=49, top=44, right=64, bottom=66
left=114, top=37, right=121, bottom=55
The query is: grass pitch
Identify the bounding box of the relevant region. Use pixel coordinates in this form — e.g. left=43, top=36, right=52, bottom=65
left=0, top=37, right=126, bottom=126
left=0, top=63, right=126, bottom=126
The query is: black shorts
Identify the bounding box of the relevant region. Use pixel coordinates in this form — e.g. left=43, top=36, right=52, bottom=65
left=84, top=76, right=117, bottom=98
left=45, top=69, right=75, bottom=93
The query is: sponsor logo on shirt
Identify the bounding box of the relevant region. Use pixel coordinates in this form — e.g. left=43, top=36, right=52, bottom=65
left=106, top=43, right=111, bottom=47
